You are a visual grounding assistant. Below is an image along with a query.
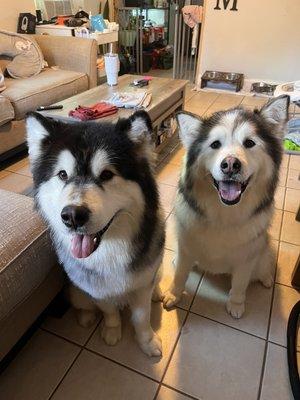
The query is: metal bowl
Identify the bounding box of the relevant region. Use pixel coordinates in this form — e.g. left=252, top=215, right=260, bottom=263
left=225, top=72, right=240, bottom=81
left=251, top=82, right=277, bottom=94
left=204, top=71, right=221, bottom=79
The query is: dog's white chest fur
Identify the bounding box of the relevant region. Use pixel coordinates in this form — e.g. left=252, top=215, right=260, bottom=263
left=176, top=193, right=272, bottom=275
left=55, top=234, right=156, bottom=301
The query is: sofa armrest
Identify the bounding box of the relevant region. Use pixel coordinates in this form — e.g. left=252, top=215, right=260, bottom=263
left=33, top=35, right=97, bottom=89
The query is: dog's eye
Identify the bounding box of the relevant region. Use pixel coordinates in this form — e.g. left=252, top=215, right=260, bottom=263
left=58, top=170, right=68, bottom=181
left=210, top=140, right=221, bottom=149
left=100, top=170, right=114, bottom=181
left=244, top=139, right=256, bottom=148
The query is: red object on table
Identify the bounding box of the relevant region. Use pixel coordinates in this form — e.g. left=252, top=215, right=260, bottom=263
left=69, top=102, right=118, bottom=121
left=56, top=15, right=72, bottom=25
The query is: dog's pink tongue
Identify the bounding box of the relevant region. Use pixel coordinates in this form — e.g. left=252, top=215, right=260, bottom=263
left=219, top=181, right=241, bottom=202
left=71, top=234, right=95, bottom=258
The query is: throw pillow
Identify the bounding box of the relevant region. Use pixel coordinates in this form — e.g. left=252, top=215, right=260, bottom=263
left=0, top=66, right=5, bottom=92
left=0, top=30, right=44, bottom=79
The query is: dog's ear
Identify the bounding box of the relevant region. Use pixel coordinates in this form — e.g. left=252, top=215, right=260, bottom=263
left=26, top=112, right=52, bottom=162
left=127, top=110, right=152, bottom=144
left=176, top=112, right=202, bottom=148
left=259, top=95, right=290, bottom=135
left=121, top=110, right=155, bottom=163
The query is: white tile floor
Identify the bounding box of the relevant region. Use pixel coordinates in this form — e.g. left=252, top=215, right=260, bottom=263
left=0, top=90, right=299, bottom=400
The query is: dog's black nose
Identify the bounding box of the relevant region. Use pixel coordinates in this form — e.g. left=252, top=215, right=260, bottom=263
left=221, top=157, right=241, bottom=175
left=61, top=205, right=90, bottom=229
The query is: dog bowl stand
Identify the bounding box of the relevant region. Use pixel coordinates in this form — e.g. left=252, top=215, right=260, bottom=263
left=201, top=71, right=244, bottom=92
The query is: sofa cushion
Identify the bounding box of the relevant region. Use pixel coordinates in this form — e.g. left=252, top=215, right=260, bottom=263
left=2, top=68, right=88, bottom=120
left=0, top=190, right=59, bottom=322
left=0, top=95, right=14, bottom=126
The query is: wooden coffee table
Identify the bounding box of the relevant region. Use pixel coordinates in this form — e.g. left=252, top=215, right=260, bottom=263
left=47, top=74, right=188, bottom=153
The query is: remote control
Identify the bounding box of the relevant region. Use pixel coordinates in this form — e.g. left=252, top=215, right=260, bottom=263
left=37, top=105, right=63, bottom=111
left=130, top=79, right=149, bottom=88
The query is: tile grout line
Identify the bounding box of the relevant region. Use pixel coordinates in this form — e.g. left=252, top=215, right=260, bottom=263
left=1, top=169, right=32, bottom=179
left=267, top=339, right=300, bottom=351
left=40, top=316, right=102, bottom=349
left=185, top=91, right=220, bottom=108
left=280, top=153, right=290, bottom=190
left=82, top=315, right=104, bottom=347
left=47, top=348, right=83, bottom=400
left=42, top=323, right=161, bottom=388
left=279, top=239, right=300, bottom=247
left=40, top=326, right=84, bottom=348
left=46, top=319, right=102, bottom=400
left=186, top=93, right=221, bottom=118
left=153, top=274, right=205, bottom=400
left=85, top=347, right=161, bottom=384
left=256, top=184, right=286, bottom=400
left=185, top=309, right=268, bottom=342
left=161, top=383, right=200, bottom=400
left=42, top=310, right=204, bottom=400
left=202, top=94, right=245, bottom=116
left=284, top=153, right=297, bottom=190
left=5, top=170, right=32, bottom=178
left=185, top=90, right=197, bottom=104
left=159, top=181, right=180, bottom=189
left=199, top=93, right=222, bottom=117
left=275, top=281, right=299, bottom=290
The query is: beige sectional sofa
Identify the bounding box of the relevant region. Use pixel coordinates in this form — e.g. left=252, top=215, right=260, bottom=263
left=0, top=35, right=97, bottom=161
left=0, top=189, right=64, bottom=361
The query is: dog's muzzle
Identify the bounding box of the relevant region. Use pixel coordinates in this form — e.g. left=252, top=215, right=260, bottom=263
left=213, top=177, right=250, bottom=206
left=70, top=215, right=116, bottom=259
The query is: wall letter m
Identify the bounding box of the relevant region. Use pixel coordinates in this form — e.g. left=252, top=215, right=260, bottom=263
left=214, top=0, right=238, bottom=11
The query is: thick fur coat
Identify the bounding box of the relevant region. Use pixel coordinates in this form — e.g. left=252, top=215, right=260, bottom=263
left=26, top=111, right=165, bottom=356
left=162, top=96, right=290, bottom=318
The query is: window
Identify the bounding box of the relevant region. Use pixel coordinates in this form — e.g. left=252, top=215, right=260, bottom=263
left=35, top=0, right=75, bottom=20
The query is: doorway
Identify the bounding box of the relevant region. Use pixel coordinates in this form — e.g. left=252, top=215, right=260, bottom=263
left=117, top=0, right=203, bottom=82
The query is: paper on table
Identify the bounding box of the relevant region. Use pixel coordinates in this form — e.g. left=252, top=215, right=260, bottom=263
left=106, top=91, right=149, bottom=108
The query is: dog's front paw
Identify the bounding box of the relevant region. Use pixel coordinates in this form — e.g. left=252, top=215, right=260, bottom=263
left=77, top=309, right=97, bottom=328
left=101, top=323, right=122, bottom=346
left=162, top=290, right=182, bottom=309
left=226, top=300, right=245, bottom=319
left=138, top=333, right=162, bottom=357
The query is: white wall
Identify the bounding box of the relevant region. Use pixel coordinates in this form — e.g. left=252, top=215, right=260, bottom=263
left=198, top=0, right=300, bottom=83
left=0, top=0, right=35, bottom=32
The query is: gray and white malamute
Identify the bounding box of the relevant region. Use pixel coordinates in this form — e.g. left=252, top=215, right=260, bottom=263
left=26, top=111, right=165, bottom=356
left=163, top=95, right=289, bottom=318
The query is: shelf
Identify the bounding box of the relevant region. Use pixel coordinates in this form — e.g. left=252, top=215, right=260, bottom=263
left=36, top=25, right=118, bottom=44
left=91, top=31, right=118, bottom=45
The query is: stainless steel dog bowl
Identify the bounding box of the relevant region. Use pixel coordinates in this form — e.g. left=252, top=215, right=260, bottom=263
left=251, top=82, right=277, bottom=94
left=225, top=72, right=239, bottom=81
left=205, top=71, right=220, bottom=79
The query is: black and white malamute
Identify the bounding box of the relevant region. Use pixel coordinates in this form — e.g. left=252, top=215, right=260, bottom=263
left=26, top=111, right=165, bottom=356
left=162, top=95, right=290, bottom=318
